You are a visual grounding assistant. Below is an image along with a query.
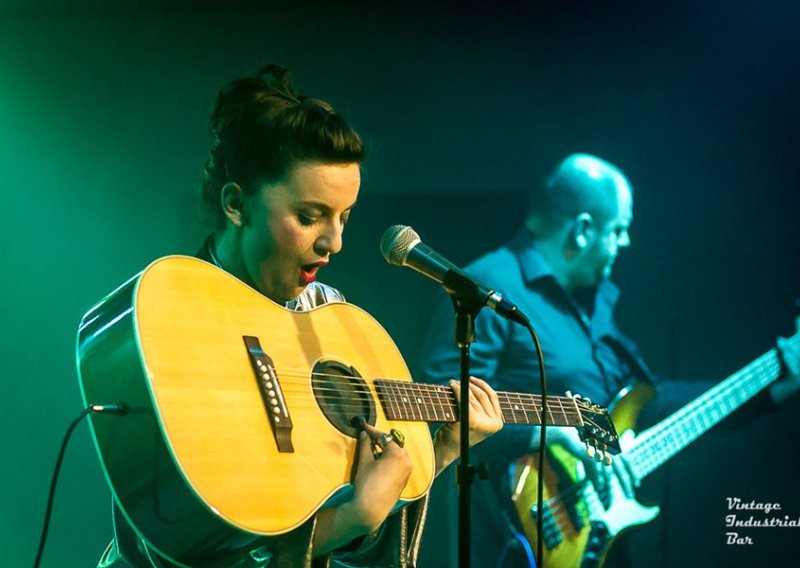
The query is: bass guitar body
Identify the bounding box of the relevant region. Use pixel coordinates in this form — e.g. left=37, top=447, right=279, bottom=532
left=77, top=256, right=435, bottom=566
left=512, top=383, right=657, bottom=568
left=510, top=313, right=798, bottom=567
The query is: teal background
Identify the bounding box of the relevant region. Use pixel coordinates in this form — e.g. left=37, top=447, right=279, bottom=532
left=2, top=1, right=799, bottom=566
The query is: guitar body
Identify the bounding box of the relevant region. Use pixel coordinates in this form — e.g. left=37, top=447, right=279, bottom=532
left=512, top=383, right=657, bottom=568
left=77, top=256, right=435, bottom=566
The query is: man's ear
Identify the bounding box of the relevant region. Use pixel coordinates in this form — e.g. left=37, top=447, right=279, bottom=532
left=220, top=182, right=247, bottom=227
left=573, top=212, right=595, bottom=250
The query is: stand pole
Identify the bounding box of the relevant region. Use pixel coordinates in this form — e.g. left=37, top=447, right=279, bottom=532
left=453, top=299, right=481, bottom=568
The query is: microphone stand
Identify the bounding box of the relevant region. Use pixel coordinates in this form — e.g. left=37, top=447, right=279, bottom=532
left=442, top=271, right=489, bottom=568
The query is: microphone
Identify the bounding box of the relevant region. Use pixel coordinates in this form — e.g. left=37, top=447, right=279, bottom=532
left=380, top=225, right=529, bottom=326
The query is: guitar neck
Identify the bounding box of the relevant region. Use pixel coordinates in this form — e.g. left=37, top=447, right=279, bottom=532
left=629, top=333, right=799, bottom=480
left=374, top=379, right=583, bottom=427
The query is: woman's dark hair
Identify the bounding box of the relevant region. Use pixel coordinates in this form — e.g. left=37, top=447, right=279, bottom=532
left=200, top=64, right=365, bottom=229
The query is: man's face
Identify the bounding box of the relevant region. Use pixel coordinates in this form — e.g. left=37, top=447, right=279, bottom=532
left=576, top=182, right=633, bottom=287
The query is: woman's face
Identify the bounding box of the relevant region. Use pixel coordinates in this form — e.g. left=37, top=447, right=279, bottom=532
left=238, top=161, right=360, bottom=303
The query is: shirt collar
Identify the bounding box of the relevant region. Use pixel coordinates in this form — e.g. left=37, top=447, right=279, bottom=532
left=508, top=229, right=621, bottom=307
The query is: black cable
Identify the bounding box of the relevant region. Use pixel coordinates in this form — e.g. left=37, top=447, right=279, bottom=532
left=524, top=322, right=548, bottom=568
left=33, top=403, right=127, bottom=568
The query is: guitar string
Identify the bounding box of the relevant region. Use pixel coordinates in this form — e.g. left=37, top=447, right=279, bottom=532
left=262, top=375, right=579, bottom=408
left=259, top=396, right=581, bottom=421
left=301, top=386, right=577, bottom=410
left=301, top=397, right=579, bottom=415
left=216, top=367, right=600, bottom=422
left=240, top=372, right=584, bottom=422
left=532, top=477, right=620, bottom=541
left=252, top=397, right=581, bottom=421
left=246, top=370, right=581, bottom=409
left=518, top=460, right=616, bottom=538
left=540, top=469, right=638, bottom=539
left=262, top=369, right=578, bottom=401
left=247, top=368, right=587, bottom=401
left=631, top=352, right=780, bottom=477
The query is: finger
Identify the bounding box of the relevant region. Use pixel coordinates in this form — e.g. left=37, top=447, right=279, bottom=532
left=467, top=378, right=504, bottom=431
left=361, top=421, right=385, bottom=443
left=360, top=421, right=398, bottom=458
left=451, top=380, right=483, bottom=425
left=470, top=376, right=503, bottom=418
left=778, top=338, right=800, bottom=374
left=467, top=382, right=495, bottom=419
left=449, top=379, right=461, bottom=403
left=356, top=430, right=374, bottom=467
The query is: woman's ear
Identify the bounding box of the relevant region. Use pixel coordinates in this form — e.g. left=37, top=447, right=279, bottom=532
left=220, top=182, right=247, bottom=227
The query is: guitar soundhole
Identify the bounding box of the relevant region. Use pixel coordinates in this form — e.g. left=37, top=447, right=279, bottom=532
left=311, top=360, right=376, bottom=438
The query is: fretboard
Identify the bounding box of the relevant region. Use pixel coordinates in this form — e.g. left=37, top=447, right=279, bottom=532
left=628, top=333, right=798, bottom=480
left=374, top=379, right=583, bottom=427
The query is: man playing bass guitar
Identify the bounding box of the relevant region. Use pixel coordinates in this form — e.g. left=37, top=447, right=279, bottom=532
left=419, top=153, right=800, bottom=567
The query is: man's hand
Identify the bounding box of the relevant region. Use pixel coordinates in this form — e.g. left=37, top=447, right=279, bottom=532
left=769, top=335, right=800, bottom=405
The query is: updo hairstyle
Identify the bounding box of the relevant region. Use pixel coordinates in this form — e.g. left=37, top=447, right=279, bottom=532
left=200, top=64, right=365, bottom=229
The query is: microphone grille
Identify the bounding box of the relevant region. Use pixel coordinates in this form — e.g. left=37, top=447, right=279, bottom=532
left=380, top=225, right=420, bottom=265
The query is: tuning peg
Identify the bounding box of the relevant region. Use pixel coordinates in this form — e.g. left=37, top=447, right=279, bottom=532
left=586, top=445, right=597, bottom=459
left=603, top=453, right=613, bottom=466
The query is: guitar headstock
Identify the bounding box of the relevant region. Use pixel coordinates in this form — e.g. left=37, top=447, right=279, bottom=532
left=567, top=391, right=621, bottom=465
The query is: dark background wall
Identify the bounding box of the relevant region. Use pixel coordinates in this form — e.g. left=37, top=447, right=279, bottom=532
left=2, top=1, right=799, bottom=566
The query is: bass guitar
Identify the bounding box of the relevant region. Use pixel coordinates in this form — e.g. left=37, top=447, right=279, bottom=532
left=511, top=323, right=799, bottom=567
left=77, top=256, right=619, bottom=567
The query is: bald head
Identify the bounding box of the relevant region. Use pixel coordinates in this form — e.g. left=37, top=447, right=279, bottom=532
left=526, top=153, right=632, bottom=237
left=524, top=153, right=634, bottom=289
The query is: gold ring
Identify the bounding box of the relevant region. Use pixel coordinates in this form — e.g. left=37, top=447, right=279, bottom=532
left=389, top=428, right=405, bottom=448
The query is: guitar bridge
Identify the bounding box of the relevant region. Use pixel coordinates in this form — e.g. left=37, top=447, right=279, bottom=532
left=243, top=336, right=294, bottom=453
left=530, top=502, right=563, bottom=549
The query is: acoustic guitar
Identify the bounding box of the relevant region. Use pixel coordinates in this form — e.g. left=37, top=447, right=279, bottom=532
left=511, top=323, right=799, bottom=567
left=77, top=256, right=619, bottom=567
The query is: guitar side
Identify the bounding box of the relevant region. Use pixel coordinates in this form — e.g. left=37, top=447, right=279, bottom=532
left=77, top=256, right=435, bottom=566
